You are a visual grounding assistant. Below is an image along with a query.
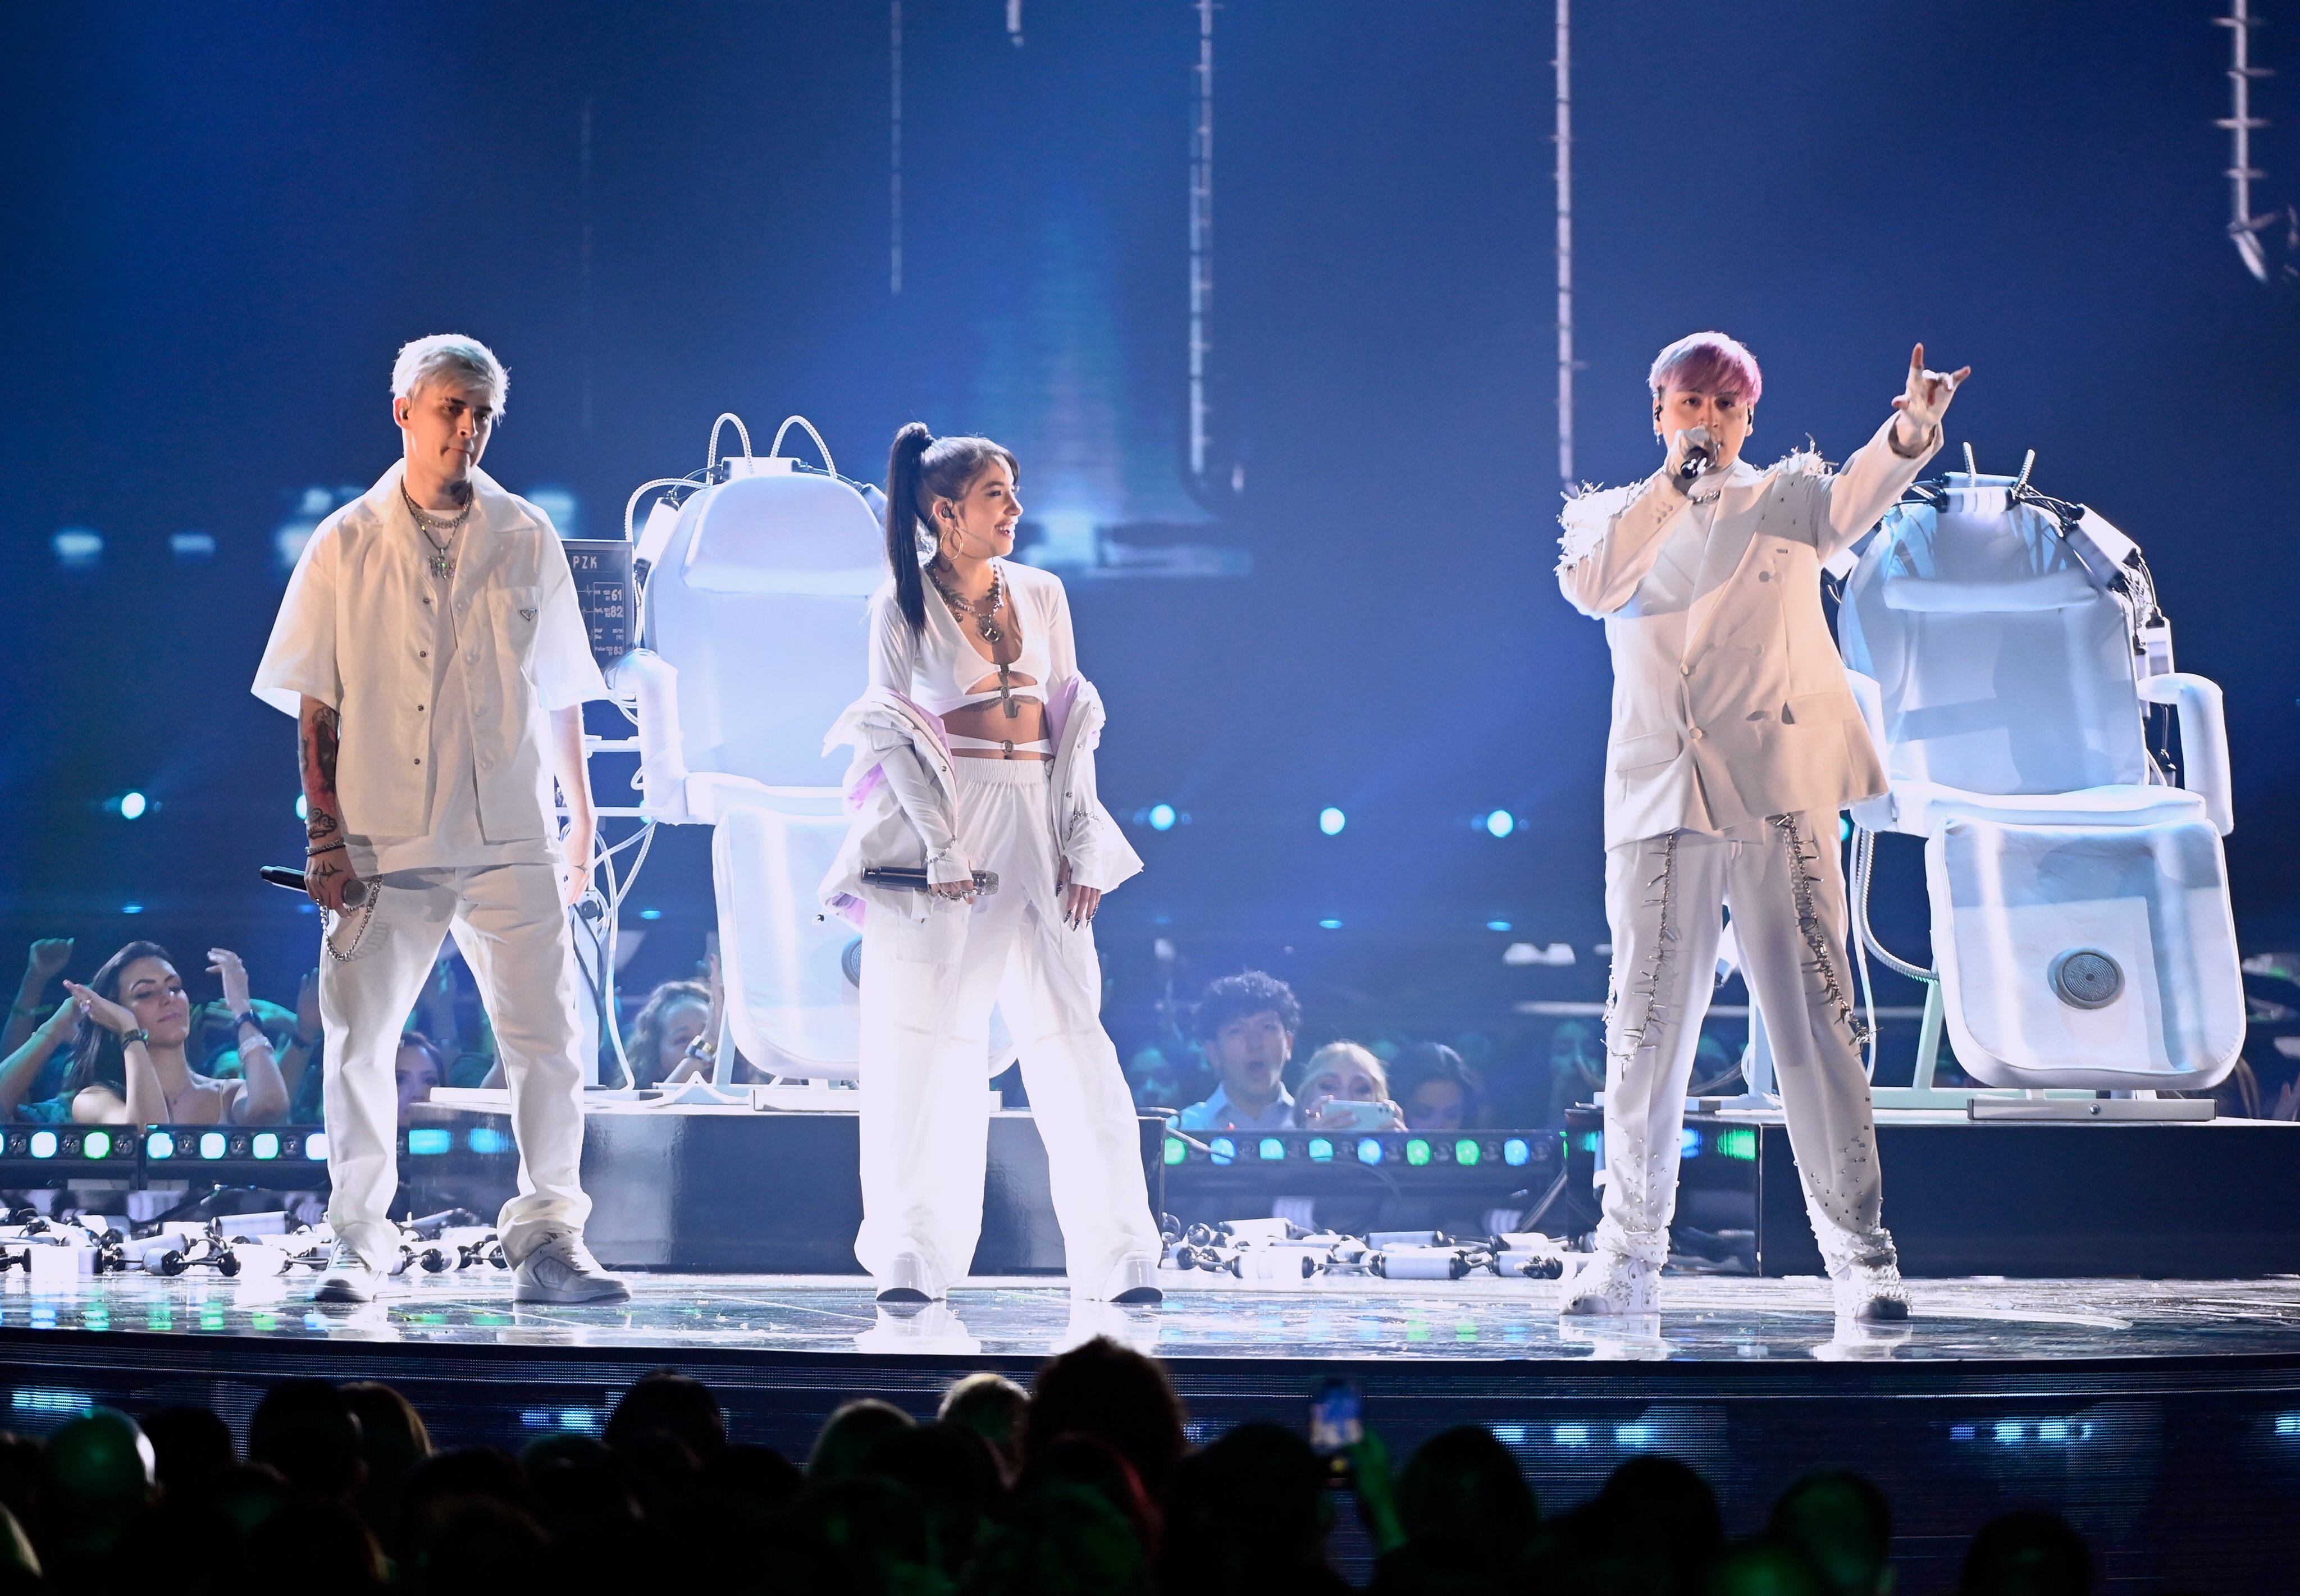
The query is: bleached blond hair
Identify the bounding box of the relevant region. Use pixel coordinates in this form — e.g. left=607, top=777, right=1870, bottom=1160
left=391, top=333, right=509, bottom=415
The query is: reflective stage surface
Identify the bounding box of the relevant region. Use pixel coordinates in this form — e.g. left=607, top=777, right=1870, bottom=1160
left=8, top=1269, right=2300, bottom=1363
left=8, top=1273, right=2300, bottom=1593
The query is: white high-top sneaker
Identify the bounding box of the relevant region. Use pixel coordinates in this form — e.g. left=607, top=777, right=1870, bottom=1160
left=1830, top=1257, right=1909, bottom=1323
left=1558, top=1250, right=1658, bottom=1317
left=312, top=1238, right=402, bottom=1305
left=511, top=1230, right=631, bottom=1305
left=874, top=1250, right=948, bottom=1306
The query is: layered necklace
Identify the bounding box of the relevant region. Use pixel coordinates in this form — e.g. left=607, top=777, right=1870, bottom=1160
left=402, top=483, right=473, bottom=578
left=927, top=559, right=1021, bottom=719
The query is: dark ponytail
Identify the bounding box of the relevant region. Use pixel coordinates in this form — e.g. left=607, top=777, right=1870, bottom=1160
left=882, top=423, right=1022, bottom=635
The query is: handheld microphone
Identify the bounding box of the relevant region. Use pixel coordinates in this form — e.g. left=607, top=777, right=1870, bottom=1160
left=259, top=865, right=369, bottom=908
left=1677, top=426, right=1714, bottom=484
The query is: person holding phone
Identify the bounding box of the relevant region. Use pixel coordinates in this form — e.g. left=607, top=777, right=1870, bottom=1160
left=1294, top=1042, right=1407, bottom=1133
left=820, top=424, right=1160, bottom=1307
left=1554, top=332, right=1966, bottom=1322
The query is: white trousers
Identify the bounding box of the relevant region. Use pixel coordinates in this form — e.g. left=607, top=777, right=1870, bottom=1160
left=1598, top=811, right=1896, bottom=1275
left=318, top=863, right=589, bottom=1264
left=856, top=758, right=1160, bottom=1288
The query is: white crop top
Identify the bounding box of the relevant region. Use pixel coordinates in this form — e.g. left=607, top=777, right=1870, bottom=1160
left=868, top=560, right=1078, bottom=721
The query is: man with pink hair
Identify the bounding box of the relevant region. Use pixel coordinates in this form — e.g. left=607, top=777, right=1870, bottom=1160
left=1555, top=334, right=1968, bottom=1322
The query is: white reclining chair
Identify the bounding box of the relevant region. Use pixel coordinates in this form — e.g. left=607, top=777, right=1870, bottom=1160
left=1834, top=462, right=2244, bottom=1117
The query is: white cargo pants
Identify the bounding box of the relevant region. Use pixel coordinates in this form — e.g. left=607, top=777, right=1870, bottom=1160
left=317, top=863, right=590, bottom=1265
left=1596, top=811, right=1896, bottom=1275
left=856, top=757, right=1160, bottom=1289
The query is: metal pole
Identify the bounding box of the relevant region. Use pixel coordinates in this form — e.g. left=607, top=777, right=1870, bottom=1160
left=1554, top=0, right=1575, bottom=483
left=2220, top=0, right=2272, bottom=281
left=1188, top=0, right=1215, bottom=482
left=891, top=2, right=904, bottom=296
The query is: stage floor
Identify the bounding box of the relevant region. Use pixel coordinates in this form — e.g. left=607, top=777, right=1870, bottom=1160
left=6, top=1269, right=2300, bottom=1361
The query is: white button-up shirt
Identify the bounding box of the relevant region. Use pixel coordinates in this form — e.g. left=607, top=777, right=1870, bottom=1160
left=253, top=461, right=607, bottom=872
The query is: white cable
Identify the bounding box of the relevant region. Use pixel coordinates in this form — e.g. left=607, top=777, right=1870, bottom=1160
left=708, top=413, right=753, bottom=470
left=769, top=414, right=837, bottom=478
left=1851, top=824, right=1935, bottom=984
left=623, top=477, right=696, bottom=545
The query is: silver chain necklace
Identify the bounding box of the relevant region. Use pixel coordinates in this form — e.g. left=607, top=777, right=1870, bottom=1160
left=402, top=484, right=473, bottom=578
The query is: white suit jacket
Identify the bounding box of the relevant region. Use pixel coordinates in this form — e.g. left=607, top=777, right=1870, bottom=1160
left=252, top=462, right=607, bottom=842
left=1557, top=417, right=1939, bottom=849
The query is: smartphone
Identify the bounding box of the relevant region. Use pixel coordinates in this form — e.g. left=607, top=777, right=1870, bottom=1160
left=1308, top=1376, right=1364, bottom=1477
left=1312, top=1099, right=1394, bottom=1132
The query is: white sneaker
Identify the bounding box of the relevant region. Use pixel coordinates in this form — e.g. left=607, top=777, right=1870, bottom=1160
left=874, top=1250, right=948, bottom=1306
left=1831, top=1258, right=1909, bottom=1323
left=1086, top=1255, right=1164, bottom=1305
left=511, top=1231, right=630, bottom=1305
left=1559, top=1250, right=1658, bottom=1317
left=312, top=1239, right=400, bottom=1305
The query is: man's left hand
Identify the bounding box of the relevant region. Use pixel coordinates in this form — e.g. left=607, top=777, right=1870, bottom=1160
left=1892, top=342, right=1970, bottom=449
left=560, top=833, right=595, bottom=909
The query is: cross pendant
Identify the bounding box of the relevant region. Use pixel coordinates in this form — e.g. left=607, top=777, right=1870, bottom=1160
left=431, top=554, right=455, bottom=578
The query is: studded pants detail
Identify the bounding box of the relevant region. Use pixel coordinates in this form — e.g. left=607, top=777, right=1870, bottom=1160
left=1595, top=810, right=1895, bottom=1274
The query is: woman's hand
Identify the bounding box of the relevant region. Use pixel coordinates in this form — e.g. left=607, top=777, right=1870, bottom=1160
left=208, top=948, right=253, bottom=1014
left=26, top=938, right=73, bottom=984
left=1056, top=860, right=1099, bottom=930
left=62, top=982, right=138, bottom=1037
left=38, top=997, right=79, bottom=1040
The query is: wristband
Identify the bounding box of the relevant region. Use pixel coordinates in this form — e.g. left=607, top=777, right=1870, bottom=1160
left=307, top=840, right=348, bottom=858
left=120, top=1027, right=150, bottom=1047
left=683, top=1039, right=716, bottom=1061
left=232, top=1010, right=262, bottom=1033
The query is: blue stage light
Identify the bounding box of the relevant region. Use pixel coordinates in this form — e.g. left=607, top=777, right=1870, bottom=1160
left=638, top=908, right=663, bottom=921
left=200, top=1132, right=227, bottom=1160
left=1318, top=917, right=1343, bottom=930
left=1681, top=1126, right=1702, bottom=1158
left=116, top=792, right=148, bottom=820
left=1486, top=919, right=1512, bottom=932
left=169, top=532, right=216, bottom=560
left=121, top=903, right=143, bottom=916
left=29, top=1131, right=57, bottom=1159
left=305, top=1132, right=330, bottom=1160
left=1209, top=1136, right=1235, bottom=1165
left=1356, top=1137, right=1384, bottom=1166
left=52, top=528, right=102, bottom=567
left=468, top=1127, right=511, bottom=1155
left=147, top=1132, right=175, bottom=1160
left=1308, top=1137, right=1334, bottom=1161
left=1149, top=803, right=1176, bottom=831
left=1318, top=807, right=1346, bottom=835
left=1485, top=809, right=1515, bottom=838
left=407, top=1128, right=453, bottom=1156
left=252, top=1133, right=280, bottom=1160
left=295, top=795, right=308, bottom=821
left=1258, top=1137, right=1285, bottom=1161
left=1503, top=1137, right=1531, bottom=1167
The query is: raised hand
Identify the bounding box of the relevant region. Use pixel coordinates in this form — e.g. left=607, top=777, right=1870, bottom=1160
left=207, top=949, right=253, bottom=1014
left=1892, top=342, right=1970, bottom=442
left=294, top=969, right=322, bottom=1044
left=63, top=981, right=138, bottom=1037
left=26, top=939, right=72, bottom=983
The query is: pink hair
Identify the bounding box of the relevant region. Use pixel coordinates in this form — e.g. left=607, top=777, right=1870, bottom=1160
left=1648, top=331, right=1763, bottom=407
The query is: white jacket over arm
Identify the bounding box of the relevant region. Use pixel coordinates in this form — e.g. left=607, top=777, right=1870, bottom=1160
left=1556, top=418, right=1941, bottom=848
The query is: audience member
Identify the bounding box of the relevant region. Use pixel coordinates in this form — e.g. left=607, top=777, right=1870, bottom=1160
left=247, top=1379, right=365, bottom=1503
left=60, top=941, right=290, bottom=1125
left=0, top=996, right=81, bottom=1123
left=1591, top=1455, right=1726, bottom=1596
left=809, top=1398, right=915, bottom=1482
left=626, top=979, right=713, bottom=1089
left=1295, top=1041, right=1409, bottom=1132
left=1026, top=1335, right=1189, bottom=1499
left=139, top=1405, right=235, bottom=1506
left=1, top=939, right=73, bottom=1060
left=1375, top=1423, right=1537, bottom=1589
left=1391, top=1042, right=1486, bottom=1132
left=973, top=1479, right=1154, bottom=1596
left=1957, top=1509, right=2091, bottom=1596
left=1163, top=1422, right=1348, bottom=1596
left=1769, top=1469, right=1892, bottom=1596
left=1020, top=1433, right=1163, bottom=1562
left=342, top=1380, right=433, bottom=1532
left=939, top=1370, right=1031, bottom=1484
left=868, top=1421, right=1003, bottom=1579
left=606, top=1368, right=728, bottom=1463
left=1175, top=971, right=1302, bottom=1132
left=33, top=1408, right=156, bottom=1577
left=1705, top=1537, right=1831, bottom=1596
left=396, top=1033, right=450, bottom=1125
left=1126, top=1044, right=1208, bottom=1114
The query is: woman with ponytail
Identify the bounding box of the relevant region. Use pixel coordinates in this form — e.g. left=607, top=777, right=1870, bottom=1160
left=821, top=424, right=1160, bottom=1306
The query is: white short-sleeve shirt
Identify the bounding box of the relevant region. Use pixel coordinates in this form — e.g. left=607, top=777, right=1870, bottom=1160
left=252, top=461, right=608, bottom=871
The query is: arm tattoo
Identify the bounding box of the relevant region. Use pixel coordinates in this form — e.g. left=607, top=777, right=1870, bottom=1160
left=312, top=707, right=341, bottom=795
left=305, top=811, right=340, bottom=840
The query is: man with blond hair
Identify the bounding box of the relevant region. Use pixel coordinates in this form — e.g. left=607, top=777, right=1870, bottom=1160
left=1555, top=333, right=1968, bottom=1323
left=254, top=334, right=625, bottom=1305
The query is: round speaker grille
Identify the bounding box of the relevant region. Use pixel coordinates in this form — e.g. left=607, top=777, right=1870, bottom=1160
left=840, top=936, right=865, bottom=990
left=2050, top=948, right=2123, bottom=1010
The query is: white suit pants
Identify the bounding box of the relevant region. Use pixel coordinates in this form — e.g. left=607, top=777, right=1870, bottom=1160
left=856, top=758, right=1160, bottom=1288
left=317, top=863, right=590, bottom=1264
left=1597, top=811, right=1895, bottom=1275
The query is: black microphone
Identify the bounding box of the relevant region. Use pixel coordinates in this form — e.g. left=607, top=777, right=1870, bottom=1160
left=1676, top=426, right=1714, bottom=485
left=259, top=865, right=369, bottom=908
